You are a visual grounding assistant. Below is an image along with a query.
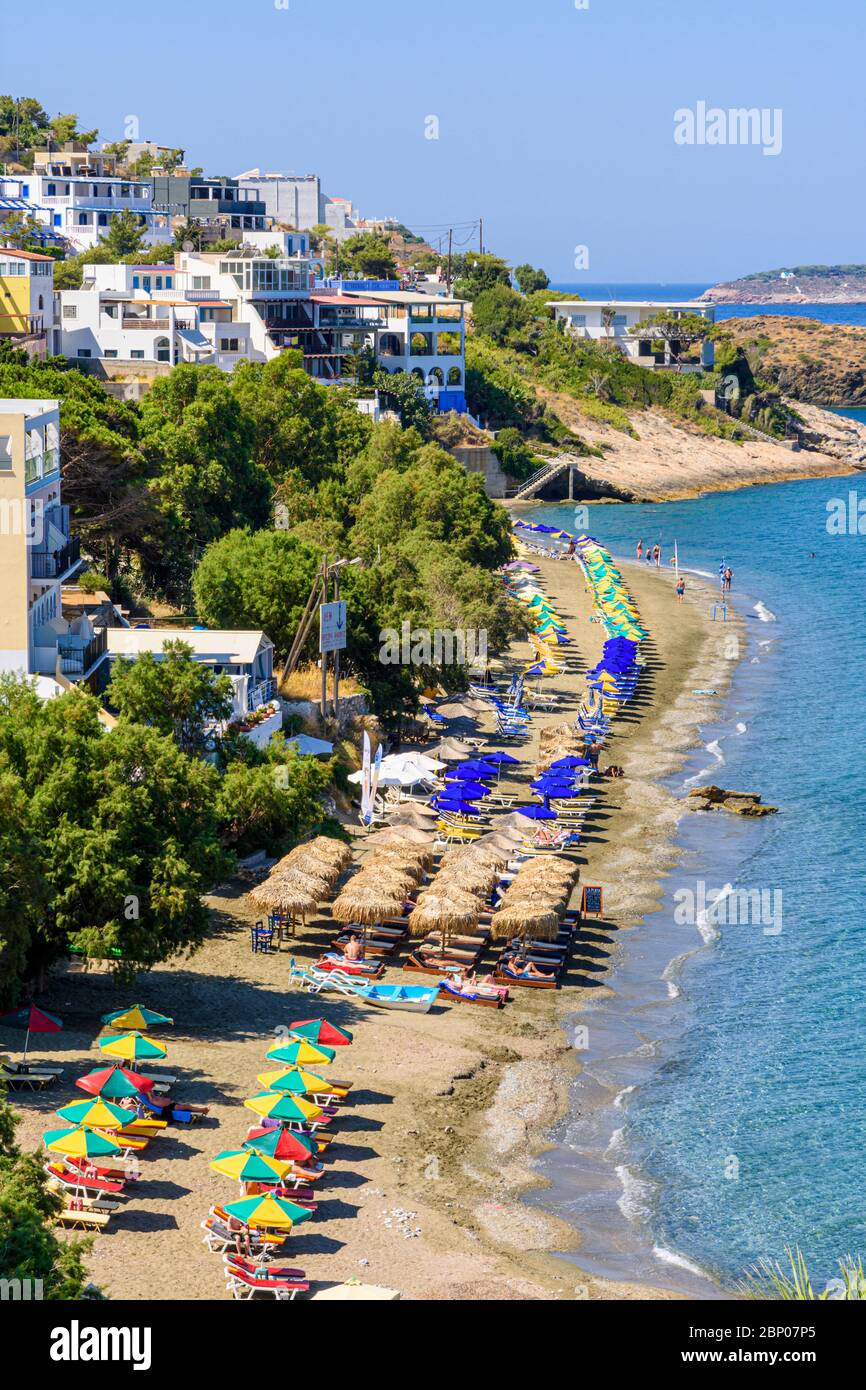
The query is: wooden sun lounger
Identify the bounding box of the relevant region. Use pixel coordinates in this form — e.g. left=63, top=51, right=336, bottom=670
left=437, top=979, right=508, bottom=1009
left=492, top=965, right=558, bottom=990
left=57, top=1207, right=113, bottom=1231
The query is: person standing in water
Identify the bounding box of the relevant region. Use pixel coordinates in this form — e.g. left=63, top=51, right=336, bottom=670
left=636, top=539, right=643, bottom=561
left=653, top=544, right=662, bottom=567
left=724, top=566, right=733, bottom=592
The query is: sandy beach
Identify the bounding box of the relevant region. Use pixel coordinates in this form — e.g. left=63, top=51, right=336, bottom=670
left=9, top=550, right=743, bottom=1301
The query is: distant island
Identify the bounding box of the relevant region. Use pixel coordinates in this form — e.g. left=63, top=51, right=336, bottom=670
left=700, top=265, right=866, bottom=304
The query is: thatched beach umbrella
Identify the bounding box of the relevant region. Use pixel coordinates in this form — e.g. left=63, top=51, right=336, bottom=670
left=367, top=845, right=434, bottom=873
left=388, top=803, right=439, bottom=825
left=269, top=867, right=334, bottom=899
left=361, top=825, right=436, bottom=848
left=490, top=906, right=560, bottom=942
left=434, top=861, right=497, bottom=898
left=409, top=895, right=480, bottom=948
left=430, top=738, right=476, bottom=762
left=332, top=888, right=404, bottom=925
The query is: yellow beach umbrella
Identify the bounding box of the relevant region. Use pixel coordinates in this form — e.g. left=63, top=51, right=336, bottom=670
left=98, top=1031, right=167, bottom=1062
left=258, top=1067, right=348, bottom=1098
left=243, top=1090, right=324, bottom=1124
left=210, top=1149, right=291, bottom=1184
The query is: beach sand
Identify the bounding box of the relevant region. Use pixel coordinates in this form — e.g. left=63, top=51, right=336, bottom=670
left=10, top=555, right=743, bottom=1301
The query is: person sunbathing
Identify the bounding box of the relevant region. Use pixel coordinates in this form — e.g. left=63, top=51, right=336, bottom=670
left=343, top=934, right=364, bottom=962
left=508, top=954, right=555, bottom=979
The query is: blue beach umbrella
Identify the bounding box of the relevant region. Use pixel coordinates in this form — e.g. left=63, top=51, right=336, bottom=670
left=449, top=761, right=499, bottom=778
left=433, top=799, right=483, bottom=817
left=513, top=805, right=558, bottom=821
left=549, top=757, right=590, bottom=771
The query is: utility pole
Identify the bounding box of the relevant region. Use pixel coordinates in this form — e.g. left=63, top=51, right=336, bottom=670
left=479, top=217, right=483, bottom=255
left=446, top=227, right=453, bottom=295
left=320, top=557, right=329, bottom=722
left=332, top=564, right=341, bottom=720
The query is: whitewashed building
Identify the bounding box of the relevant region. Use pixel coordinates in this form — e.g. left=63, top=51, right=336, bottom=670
left=547, top=299, right=716, bottom=371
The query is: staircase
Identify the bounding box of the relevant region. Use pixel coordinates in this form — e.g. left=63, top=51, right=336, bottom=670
left=509, top=458, right=571, bottom=500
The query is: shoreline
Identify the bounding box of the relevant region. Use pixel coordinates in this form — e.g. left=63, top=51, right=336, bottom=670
left=11, top=549, right=745, bottom=1302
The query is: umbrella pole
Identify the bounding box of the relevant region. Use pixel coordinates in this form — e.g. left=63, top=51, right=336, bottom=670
left=23, top=1025, right=30, bottom=1059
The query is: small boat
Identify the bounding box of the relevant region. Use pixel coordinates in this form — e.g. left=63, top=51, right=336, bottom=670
left=362, top=983, right=439, bottom=1013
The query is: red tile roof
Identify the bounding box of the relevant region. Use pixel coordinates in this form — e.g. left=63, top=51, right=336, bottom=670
left=0, top=247, right=54, bottom=262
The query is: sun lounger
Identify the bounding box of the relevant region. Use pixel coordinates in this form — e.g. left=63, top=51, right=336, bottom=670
left=57, top=1206, right=113, bottom=1231
left=202, top=1216, right=283, bottom=1255
left=47, top=1181, right=122, bottom=1213
left=44, top=1164, right=126, bottom=1197
left=225, top=1267, right=309, bottom=1300
left=0, top=1056, right=64, bottom=1076
left=437, top=979, right=508, bottom=1009
left=316, top=954, right=384, bottom=978
left=492, top=964, right=558, bottom=990
left=0, top=1066, right=56, bottom=1089
left=224, top=1254, right=307, bottom=1281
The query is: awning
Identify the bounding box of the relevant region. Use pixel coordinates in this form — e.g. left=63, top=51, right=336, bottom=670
left=176, top=328, right=212, bottom=354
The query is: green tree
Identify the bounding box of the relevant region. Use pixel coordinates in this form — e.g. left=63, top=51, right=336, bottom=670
left=513, top=263, right=550, bottom=295
left=452, top=252, right=511, bottom=300
left=215, top=743, right=332, bottom=852
left=106, top=640, right=234, bottom=756
left=471, top=285, right=533, bottom=346
left=372, top=370, right=432, bottom=435
left=102, top=209, right=147, bottom=258
left=0, top=677, right=229, bottom=984
left=192, top=529, right=322, bottom=661
left=334, top=233, right=397, bottom=280
left=0, top=1092, right=97, bottom=1299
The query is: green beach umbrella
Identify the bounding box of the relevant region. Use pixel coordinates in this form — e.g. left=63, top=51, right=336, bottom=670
left=75, top=1065, right=155, bottom=1101
left=210, top=1149, right=291, bottom=1185
left=243, top=1090, right=323, bottom=1124
left=56, top=1096, right=132, bottom=1130
left=98, top=1031, right=167, bottom=1062
left=265, top=1038, right=335, bottom=1068
left=287, top=1019, right=353, bottom=1047
left=243, top=1128, right=318, bottom=1164
left=101, top=1005, right=174, bottom=1030
left=222, top=1193, right=313, bottom=1231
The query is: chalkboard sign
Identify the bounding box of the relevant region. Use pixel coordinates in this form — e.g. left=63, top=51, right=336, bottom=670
left=580, top=885, right=604, bottom=918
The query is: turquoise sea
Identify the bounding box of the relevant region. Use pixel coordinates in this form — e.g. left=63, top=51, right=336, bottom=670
left=525, top=479, right=866, bottom=1292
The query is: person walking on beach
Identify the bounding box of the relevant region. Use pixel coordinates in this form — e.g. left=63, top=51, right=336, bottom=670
left=653, top=544, right=661, bottom=567
left=676, top=577, right=686, bottom=602
left=724, top=566, right=733, bottom=592
left=636, top=539, right=643, bottom=561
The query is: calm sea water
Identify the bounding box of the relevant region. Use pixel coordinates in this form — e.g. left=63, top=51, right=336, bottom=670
left=551, top=281, right=866, bottom=331
left=524, top=479, right=866, bottom=1291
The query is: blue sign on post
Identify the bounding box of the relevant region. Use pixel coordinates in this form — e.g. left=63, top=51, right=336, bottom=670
left=319, top=600, right=347, bottom=654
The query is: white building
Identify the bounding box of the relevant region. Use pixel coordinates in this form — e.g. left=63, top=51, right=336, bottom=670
left=58, top=262, right=255, bottom=372
left=346, top=289, right=467, bottom=411
left=548, top=299, right=715, bottom=371
left=235, top=170, right=324, bottom=230
left=2, top=145, right=172, bottom=254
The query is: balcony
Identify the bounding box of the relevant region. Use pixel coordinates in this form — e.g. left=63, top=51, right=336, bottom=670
left=24, top=446, right=61, bottom=486
left=57, top=627, right=108, bottom=679
left=122, top=317, right=171, bottom=330
left=31, top=536, right=80, bottom=580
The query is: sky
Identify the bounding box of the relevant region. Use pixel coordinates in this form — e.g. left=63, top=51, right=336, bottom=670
left=5, top=0, right=865, bottom=283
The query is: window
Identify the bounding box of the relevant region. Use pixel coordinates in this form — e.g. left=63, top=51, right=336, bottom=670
left=76, top=348, right=92, bottom=358
left=62, top=304, right=77, bottom=319
left=121, top=184, right=130, bottom=197
left=155, top=337, right=171, bottom=362
left=130, top=349, right=144, bottom=359
left=142, top=277, right=151, bottom=292
left=570, top=313, right=587, bottom=327
left=22, top=183, right=29, bottom=197
left=97, top=213, right=108, bottom=227
left=220, top=338, right=240, bottom=353
left=53, top=214, right=62, bottom=227
left=78, top=213, right=89, bottom=225
left=38, top=295, right=43, bottom=310
left=165, top=275, right=173, bottom=288
left=132, top=276, right=140, bottom=289
left=103, top=349, right=118, bottom=358
left=191, top=276, right=211, bottom=289
left=47, top=183, right=56, bottom=196
left=155, top=276, right=163, bottom=290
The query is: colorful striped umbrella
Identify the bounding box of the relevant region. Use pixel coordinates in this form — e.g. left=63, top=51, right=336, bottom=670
left=265, top=1039, right=335, bottom=1068
left=76, top=1065, right=156, bottom=1100
left=56, top=1097, right=132, bottom=1130
left=101, top=1005, right=174, bottom=1030
left=243, top=1128, right=318, bottom=1164
left=98, top=1031, right=167, bottom=1062
left=243, top=1091, right=323, bottom=1125
left=223, top=1193, right=313, bottom=1231
left=287, top=1019, right=353, bottom=1047
left=0, top=1004, right=62, bottom=1058
left=43, top=1125, right=123, bottom=1159
left=257, top=1067, right=348, bottom=1098
left=210, top=1149, right=291, bottom=1184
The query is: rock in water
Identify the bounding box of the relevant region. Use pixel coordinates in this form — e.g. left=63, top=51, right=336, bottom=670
left=687, top=786, right=778, bottom=816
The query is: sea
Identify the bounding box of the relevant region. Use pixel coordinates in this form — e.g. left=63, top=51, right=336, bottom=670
left=526, top=285, right=866, bottom=1295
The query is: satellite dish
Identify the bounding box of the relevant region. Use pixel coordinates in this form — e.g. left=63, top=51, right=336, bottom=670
left=182, top=240, right=194, bottom=252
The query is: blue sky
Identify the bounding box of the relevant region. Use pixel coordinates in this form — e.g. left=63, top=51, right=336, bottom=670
left=6, top=0, right=865, bottom=282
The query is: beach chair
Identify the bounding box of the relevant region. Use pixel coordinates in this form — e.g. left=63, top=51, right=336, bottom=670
left=250, top=920, right=276, bottom=954
left=224, top=1254, right=308, bottom=1283
left=1, top=1055, right=64, bottom=1076
left=437, top=978, right=508, bottom=1009
left=44, top=1164, right=126, bottom=1198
